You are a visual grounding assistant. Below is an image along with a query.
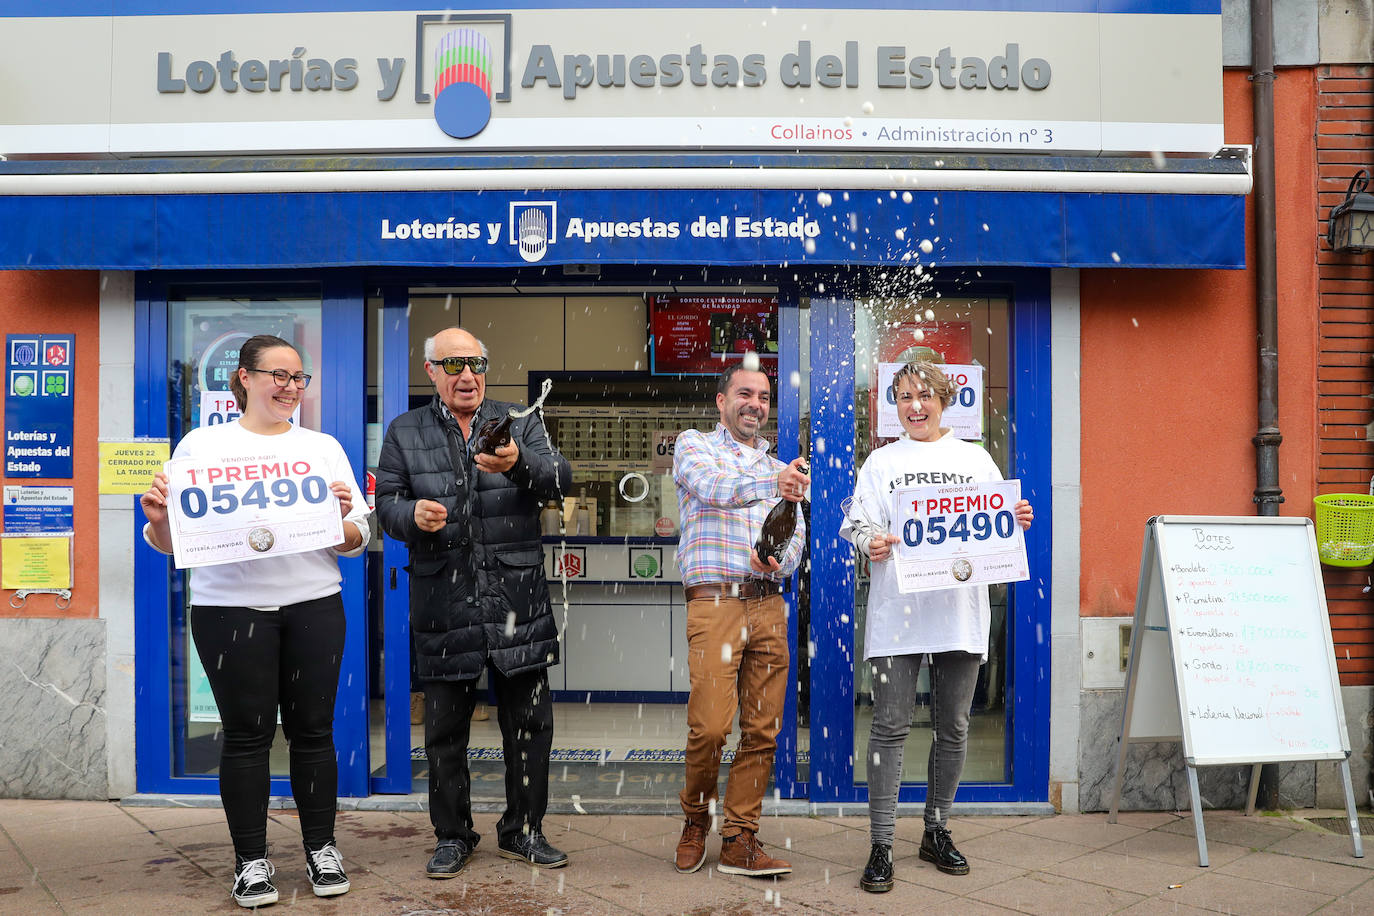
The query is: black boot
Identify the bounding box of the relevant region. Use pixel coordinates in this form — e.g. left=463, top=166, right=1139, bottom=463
left=919, top=824, right=970, bottom=875
left=860, top=843, right=894, bottom=893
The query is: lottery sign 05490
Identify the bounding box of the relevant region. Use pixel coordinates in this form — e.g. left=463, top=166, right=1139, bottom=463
left=891, top=479, right=1028, bottom=594
left=164, top=446, right=342, bottom=569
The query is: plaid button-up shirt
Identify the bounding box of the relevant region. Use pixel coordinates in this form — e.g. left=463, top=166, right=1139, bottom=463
left=672, top=424, right=806, bottom=587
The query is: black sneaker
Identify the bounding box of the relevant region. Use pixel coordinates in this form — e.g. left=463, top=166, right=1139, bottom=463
left=304, top=842, right=351, bottom=897
left=426, top=839, right=475, bottom=879
left=860, top=843, right=894, bottom=893
left=231, top=857, right=278, bottom=908
left=497, top=831, right=569, bottom=868
left=919, top=824, right=970, bottom=875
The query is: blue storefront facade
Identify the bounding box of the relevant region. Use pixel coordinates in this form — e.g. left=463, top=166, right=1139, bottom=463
left=0, top=2, right=1256, bottom=811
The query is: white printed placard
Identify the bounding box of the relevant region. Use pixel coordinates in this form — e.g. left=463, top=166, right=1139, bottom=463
left=877, top=362, right=983, bottom=440
left=650, top=429, right=678, bottom=473
left=198, top=390, right=300, bottom=428
left=164, top=447, right=342, bottom=569
left=891, top=479, right=1027, bottom=594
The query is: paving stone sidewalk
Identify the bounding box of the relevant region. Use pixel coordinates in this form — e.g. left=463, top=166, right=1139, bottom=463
left=0, top=800, right=1371, bottom=914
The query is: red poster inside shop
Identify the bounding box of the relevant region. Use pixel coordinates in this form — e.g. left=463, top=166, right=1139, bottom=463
left=871, top=320, right=974, bottom=448
left=650, top=295, right=779, bottom=375
left=878, top=321, right=973, bottom=365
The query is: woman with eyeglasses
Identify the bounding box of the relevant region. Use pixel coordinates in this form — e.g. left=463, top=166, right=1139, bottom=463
left=140, top=334, right=370, bottom=909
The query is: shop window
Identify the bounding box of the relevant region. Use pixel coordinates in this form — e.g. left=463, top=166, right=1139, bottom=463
left=165, top=285, right=323, bottom=778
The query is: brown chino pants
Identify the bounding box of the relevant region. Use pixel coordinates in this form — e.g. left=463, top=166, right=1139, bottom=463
left=679, top=593, right=789, bottom=838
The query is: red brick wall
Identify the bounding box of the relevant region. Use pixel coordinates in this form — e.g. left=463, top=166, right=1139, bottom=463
left=1316, top=64, right=1374, bottom=685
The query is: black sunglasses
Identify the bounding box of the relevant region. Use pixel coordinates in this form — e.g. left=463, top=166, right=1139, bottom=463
left=430, top=356, right=489, bottom=375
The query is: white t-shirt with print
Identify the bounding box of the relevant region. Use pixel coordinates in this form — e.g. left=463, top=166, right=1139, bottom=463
left=144, top=420, right=371, bottom=609
left=840, top=431, right=1003, bottom=660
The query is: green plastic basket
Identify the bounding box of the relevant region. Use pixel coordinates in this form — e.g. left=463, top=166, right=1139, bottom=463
left=1313, top=493, right=1374, bottom=567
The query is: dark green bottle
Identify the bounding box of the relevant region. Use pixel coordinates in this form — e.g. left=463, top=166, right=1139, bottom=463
left=472, top=413, right=513, bottom=456
left=755, top=497, right=799, bottom=564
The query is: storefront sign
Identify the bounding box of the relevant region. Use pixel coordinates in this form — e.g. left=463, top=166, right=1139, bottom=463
left=4, top=334, right=74, bottom=478
left=650, top=295, right=778, bottom=375
left=541, top=543, right=682, bottom=582
left=2, top=3, right=1225, bottom=157
left=876, top=362, right=984, bottom=441
left=891, top=479, right=1027, bottom=594
left=2, top=485, right=74, bottom=534
left=0, top=187, right=1249, bottom=272
left=98, top=438, right=170, bottom=495
left=163, top=449, right=343, bottom=569
left=0, top=534, right=71, bottom=590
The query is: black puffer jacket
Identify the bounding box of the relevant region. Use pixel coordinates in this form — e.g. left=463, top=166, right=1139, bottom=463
left=374, top=395, right=572, bottom=681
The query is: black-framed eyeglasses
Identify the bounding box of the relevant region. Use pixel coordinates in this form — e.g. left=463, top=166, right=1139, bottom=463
left=246, top=367, right=312, bottom=389
left=429, top=355, right=489, bottom=375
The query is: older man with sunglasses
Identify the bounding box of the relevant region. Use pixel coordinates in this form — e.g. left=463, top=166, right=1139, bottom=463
left=375, top=326, right=573, bottom=877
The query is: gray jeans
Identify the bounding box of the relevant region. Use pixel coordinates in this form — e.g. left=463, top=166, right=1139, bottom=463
left=866, top=651, right=983, bottom=846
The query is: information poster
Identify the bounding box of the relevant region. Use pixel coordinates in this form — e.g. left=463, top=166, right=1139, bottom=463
left=1, top=534, right=72, bottom=589
left=650, top=295, right=778, bottom=375
left=5, top=334, right=74, bottom=478
left=98, top=439, right=170, bottom=494
left=163, top=447, right=342, bottom=569
left=2, top=485, right=74, bottom=533
left=876, top=362, right=984, bottom=440
left=891, top=479, right=1027, bottom=593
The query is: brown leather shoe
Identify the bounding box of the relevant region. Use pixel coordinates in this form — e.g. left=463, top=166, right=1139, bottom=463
left=674, top=816, right=709, bottom=874
left=717, top=830, right=791, bottom=877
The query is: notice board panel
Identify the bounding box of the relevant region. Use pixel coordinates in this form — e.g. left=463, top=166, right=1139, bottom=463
left=1149, top=516, right=1348, bottom=765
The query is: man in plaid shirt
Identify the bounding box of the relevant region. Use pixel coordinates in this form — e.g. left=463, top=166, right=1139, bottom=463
left=671, top=361, right=809, bottom=878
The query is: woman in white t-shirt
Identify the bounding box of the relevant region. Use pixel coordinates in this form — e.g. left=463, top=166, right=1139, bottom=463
left=140, top=335, right=370, bottom=909
left=840, top=361, right=1033, bottom=893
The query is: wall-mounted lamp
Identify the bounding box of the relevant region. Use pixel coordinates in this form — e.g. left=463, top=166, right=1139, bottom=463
left=1327, top=169, right=1374, bottom=253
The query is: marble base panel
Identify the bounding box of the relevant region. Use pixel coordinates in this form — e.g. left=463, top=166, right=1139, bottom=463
left=0, top=619, right=108, bottom=799
left=1316, top=686, right=1373, bottom=809
left=1078, top=689, right=1316, bottom=812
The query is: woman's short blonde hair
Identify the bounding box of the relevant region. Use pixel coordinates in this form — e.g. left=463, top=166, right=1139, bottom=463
left=890, top=360, right=957, bottom=408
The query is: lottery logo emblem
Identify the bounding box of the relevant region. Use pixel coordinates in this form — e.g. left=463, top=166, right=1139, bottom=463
left=247, top=527, right=276, bottom=553
left=11, top=341, right=37, bottom=366
left=432, top=28, right=493, bottom=139
left=509, top=202, right=557, bottom=263
left=951, top=559, right=973, bottom=582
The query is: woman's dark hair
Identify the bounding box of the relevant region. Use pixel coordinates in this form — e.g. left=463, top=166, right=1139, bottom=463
left=229, top=334, right=298, bottom=411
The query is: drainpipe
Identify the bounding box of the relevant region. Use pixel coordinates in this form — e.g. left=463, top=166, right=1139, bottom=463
left=1250, top=0, right=1283, bottom=808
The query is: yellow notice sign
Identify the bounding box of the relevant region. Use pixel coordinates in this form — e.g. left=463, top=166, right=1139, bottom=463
left=1, top=535, right=71, bottom=589
left=98, top=438, right=170, bottom=494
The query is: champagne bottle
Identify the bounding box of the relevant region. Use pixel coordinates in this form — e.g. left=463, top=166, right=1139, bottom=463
left=540, top=501, right=562, bottom=536
left=472, top=412, right=514, bottom=456
left=754, top=497, right=798, bottom=565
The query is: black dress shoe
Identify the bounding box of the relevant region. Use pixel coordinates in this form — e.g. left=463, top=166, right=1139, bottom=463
left=919, top=824, right=970, bottom=875
left=497, top=831, right=569, bottom=868
left=426, top=839, right=475, bottom=879
left=860, top=843, right=894, bottom=893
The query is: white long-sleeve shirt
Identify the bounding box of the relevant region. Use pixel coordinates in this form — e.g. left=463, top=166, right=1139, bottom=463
left=840, top=431, right=1002, bottom=660
left=144, top=420, right=370, bottom=609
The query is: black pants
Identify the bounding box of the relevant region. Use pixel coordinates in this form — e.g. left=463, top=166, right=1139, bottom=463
left=425, top=666, right=553, bottom=848
left=191, top=595, right=346, bottom=860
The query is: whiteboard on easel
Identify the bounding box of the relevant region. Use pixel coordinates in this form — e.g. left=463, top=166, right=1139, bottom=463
left=1134, top=516, right=1349, bottom=765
